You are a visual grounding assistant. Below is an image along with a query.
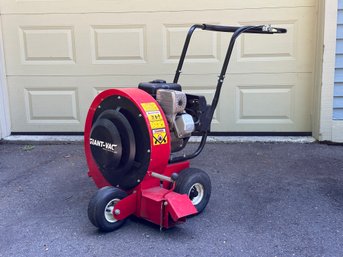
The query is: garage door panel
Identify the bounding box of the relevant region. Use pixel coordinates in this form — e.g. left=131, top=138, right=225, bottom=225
left=24, top=88, right=79, bottom=123
left=3, top=3, right=316, bottom=133
left=3, top=8, right=314, bottom=76
left=8, top=78, right=86, bottom=132
left=0, top=0, right=316, bottom=14
left=19, top=26, right=75, bottom=64
left=236, top=86, right=294, bottom=123
left=221, top=73, right=312, bottom=132
left=91, top=25, right=147, bottom=64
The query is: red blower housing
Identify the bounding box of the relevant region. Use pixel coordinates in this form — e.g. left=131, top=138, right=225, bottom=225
left=85, top=88, right=207, bottom=230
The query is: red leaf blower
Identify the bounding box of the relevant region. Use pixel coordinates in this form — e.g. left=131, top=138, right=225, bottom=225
left=84, top=24, right=286, bottom=231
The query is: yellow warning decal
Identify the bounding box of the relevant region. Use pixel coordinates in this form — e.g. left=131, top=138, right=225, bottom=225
left=147, top=111, right=165, bottom=129
left=147, top=111, right=163, bottom=123
left=141, top=102, right=159, bottom=112
left=141, top=102, right=166, bottom=130
left=153, top=129, right=168, bottom=145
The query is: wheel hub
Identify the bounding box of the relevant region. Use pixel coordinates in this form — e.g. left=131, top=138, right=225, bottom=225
left=104, top=199, right=120, bottom=223
left=188, top=183, right=204, bottom=205
left=189, top=187, right=199, bottom=199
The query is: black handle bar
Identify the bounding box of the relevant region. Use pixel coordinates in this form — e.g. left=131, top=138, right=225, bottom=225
left=201, top=24, right=287, bottom=34
left=174, top=24, right=287, bottom=84
left=169, top=23, right=287, bottom=164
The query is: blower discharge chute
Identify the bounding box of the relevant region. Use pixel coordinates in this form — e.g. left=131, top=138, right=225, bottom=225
left=84, top=24, right=286, bottom=231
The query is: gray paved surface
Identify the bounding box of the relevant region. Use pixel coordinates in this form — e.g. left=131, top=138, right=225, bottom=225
left=0, top=142, right=342, bottom=257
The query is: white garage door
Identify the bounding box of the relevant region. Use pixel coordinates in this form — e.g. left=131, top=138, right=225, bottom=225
left=0, top=0, right=317, bottom=133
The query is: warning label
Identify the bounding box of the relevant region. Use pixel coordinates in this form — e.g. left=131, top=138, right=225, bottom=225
left=141, top=102, right=167, bottom=145
left=153, top=129, right=167, bottom=145
left=141, top=102, right=165, bottom=130
left=141, top=102, right=159, bottom=112
left=147, top=111, right=165, bottom=129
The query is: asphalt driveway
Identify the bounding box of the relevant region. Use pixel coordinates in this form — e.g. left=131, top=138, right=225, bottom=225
left=0, top=142, right=342, bottom=257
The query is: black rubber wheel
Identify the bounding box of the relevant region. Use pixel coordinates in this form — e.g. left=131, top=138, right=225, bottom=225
left=88, top=186, right=128, bottom=232
left=174, top=168, right=211, bottom=213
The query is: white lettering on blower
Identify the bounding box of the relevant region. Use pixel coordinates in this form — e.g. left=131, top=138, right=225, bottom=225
left=90, top=138, right=118, bottom=153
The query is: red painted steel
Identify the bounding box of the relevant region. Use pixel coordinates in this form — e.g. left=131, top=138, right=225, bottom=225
left=112, top=191, right=138, bottom=221
left=165, top=192, right=197, bottom=221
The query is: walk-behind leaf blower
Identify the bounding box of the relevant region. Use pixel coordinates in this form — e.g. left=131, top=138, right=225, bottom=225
left=84, top=24, right=286, bottom=232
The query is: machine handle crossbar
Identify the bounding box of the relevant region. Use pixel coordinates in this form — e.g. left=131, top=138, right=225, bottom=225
left=170, top=24, right=286, bottom=164
left=173, top=24, right=286, bottom=84
left=201, top=24, right=286, bottom=34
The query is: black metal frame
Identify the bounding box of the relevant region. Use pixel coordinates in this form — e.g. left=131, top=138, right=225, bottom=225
left=169, top=24, right=287, bottom=163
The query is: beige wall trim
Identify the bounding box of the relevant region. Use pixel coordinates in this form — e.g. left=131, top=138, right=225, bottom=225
left=312, top=0, right=324, bottom=140
left=317, top=0, right=338, bottom=141
left=0, top=16, right=11, bottom=139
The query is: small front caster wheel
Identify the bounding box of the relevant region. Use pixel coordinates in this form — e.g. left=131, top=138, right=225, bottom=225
left=88, top=186, right=127, bottom=232
left=174, top=168, right=211, bottom=213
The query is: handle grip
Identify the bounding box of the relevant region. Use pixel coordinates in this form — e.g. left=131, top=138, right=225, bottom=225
left=150, top=172, right=178, bottom=182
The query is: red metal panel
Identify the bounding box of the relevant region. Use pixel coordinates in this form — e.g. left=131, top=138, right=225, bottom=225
left=140, top=187, right=168, bottom=225
left=165, top=192, right=197, bottom=221
left=112, top=191, right=138, bottom=221
left=140, top=187, right=196, bottom=227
